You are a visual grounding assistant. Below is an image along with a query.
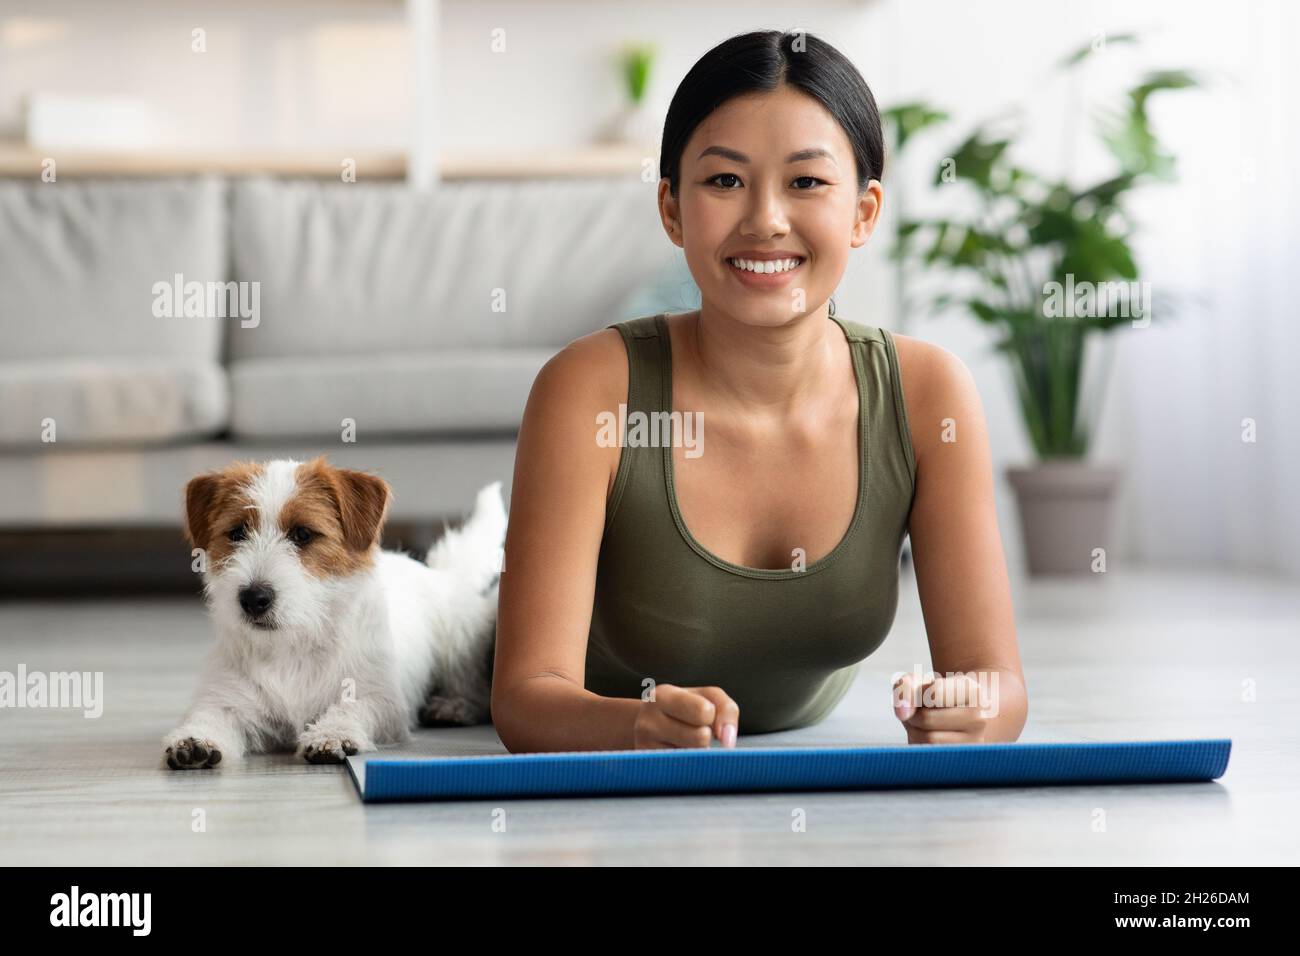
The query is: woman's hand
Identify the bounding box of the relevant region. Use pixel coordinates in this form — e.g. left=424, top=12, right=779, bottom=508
left=633, top=684, right=739, bottom=749
left=892, top=671, right=994, bottom=744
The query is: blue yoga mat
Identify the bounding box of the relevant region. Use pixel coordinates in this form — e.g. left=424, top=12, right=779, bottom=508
left=347, top=738, right=1231, bottom=803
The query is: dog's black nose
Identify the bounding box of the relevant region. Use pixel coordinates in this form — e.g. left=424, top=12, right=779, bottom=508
left=238, top=583, right=276, bottom=619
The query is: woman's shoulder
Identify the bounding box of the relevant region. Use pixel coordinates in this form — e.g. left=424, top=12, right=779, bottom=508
left=885, top=329, right=983, bottom=470
left=532, top=320, right=636, bottom=403
left=519, top=319, right=652, bottom=499
left=532, top=311, right=673, bottom=399
left=887, top=331, right=975, bottom=399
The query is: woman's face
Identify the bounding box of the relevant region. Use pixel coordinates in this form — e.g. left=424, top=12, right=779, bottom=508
left=659, top=84, right=883, bottom=328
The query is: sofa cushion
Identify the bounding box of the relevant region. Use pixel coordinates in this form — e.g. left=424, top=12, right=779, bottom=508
left=228, top=177, right=678, bottom=360
left=0, top=358, right=229, bottom=447
left=0, top=178, right=227, bottom=362
left=228, top=349, right=552, bottom=439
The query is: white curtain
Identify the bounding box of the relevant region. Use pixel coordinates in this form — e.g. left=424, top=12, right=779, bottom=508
left=1095, top=0, right=1300, bottom=578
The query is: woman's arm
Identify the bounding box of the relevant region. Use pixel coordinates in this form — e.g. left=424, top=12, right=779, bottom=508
left=893, top=336, right=1029, bottom=743
left=490, top=329, right=644, bottom=752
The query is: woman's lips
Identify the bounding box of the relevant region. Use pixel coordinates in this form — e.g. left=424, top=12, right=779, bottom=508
left=725, top=257, right=805, bottom=290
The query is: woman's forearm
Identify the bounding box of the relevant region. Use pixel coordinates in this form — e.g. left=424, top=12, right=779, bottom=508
left=492, top=673, right=642, bottom=753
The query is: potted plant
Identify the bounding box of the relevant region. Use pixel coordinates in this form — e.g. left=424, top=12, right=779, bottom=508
left=608, top=42, right=661, bottom=147
left=883, top=36, right=1198, bottom=576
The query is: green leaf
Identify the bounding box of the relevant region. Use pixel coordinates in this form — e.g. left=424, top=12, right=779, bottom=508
left=1056, top=32, right=1139, bottom=69
left=882, top=102, right=950, bottom=152
left=924, top=222, right=952, bottom=264
left=1096, top=70, right=1199, bottom=180
left=1129, top=69, right=1200, bottom=111
left=941, top=131, right=1011, bottom=190
left=619, top=44, right=656, bottom=103
left=1074, top=173, right=1137, bottom=209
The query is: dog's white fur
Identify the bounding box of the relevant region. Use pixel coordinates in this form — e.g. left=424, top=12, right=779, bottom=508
left=162, top=459, right=505, bottom=769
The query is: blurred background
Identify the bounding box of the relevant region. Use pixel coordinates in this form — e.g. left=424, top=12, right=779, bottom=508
left=0, top=0, right=1297, bottom=595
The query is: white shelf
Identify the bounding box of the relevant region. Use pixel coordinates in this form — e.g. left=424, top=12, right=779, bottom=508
left=0, top=141, right=655, bottom=180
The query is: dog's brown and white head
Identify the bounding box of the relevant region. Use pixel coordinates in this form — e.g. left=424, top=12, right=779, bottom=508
left=183, top=456, right=391, bottom=636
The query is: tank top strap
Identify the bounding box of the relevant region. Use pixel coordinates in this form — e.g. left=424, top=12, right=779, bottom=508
left=830, top=314, right=918, bottom=491
left=603, top=313, right=670, bottom=535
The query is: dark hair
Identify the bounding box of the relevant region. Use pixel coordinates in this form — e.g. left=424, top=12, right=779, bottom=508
left=659, top=30, right=885, bottom=199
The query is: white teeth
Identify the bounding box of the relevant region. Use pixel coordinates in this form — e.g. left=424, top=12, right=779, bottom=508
left=727, top=257, right=803, bottom=274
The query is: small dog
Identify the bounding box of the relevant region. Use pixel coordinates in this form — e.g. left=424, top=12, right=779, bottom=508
left=163, top=455, right=505, bottom=769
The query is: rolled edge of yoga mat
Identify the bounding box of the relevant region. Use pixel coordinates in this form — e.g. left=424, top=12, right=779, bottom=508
left=349, top=738, right=1232, bottom=803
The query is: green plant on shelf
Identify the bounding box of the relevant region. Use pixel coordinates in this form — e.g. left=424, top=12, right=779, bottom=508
left=620, top=43, right=656, bottom=104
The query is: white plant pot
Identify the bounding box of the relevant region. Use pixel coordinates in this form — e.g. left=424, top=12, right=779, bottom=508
left=608, top=101, right=662, bottom=148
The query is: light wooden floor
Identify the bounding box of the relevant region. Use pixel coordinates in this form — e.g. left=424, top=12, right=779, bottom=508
left=1, top=564, right=1297, bottom=865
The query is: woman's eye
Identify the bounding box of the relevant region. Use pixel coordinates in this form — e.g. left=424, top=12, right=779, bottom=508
left=227, top=524, right=247, bottom=542
left=289, top=526, right=315, bottom=547
left=707, top=173, right=826, bottom=190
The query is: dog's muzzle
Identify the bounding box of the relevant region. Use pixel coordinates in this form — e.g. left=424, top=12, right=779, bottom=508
left=238, top=582, right=276, bottom=625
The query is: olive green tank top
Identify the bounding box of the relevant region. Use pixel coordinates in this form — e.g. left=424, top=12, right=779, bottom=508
left=585, top=312, right=917, bottom=735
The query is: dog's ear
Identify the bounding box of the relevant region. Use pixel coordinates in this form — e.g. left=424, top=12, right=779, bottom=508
left=327, top=467, right=391, bottom=552
left=183, top=473, right=223, bottom=549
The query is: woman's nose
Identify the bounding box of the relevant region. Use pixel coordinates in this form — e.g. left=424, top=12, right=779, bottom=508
left=739, top=184, right=789, bottom=238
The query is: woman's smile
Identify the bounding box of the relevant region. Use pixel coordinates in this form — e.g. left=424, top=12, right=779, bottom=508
left=725, top=254, right=806, bottom=289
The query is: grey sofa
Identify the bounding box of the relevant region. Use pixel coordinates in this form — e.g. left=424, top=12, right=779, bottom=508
left=0, top=175, right=691, bottom=534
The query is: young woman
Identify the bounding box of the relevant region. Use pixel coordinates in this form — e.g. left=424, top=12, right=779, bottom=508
left=492, top=30, right=1026, bottom=751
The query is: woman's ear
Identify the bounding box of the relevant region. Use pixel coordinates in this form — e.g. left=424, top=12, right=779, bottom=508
left=658, top=178, right=684, bottom=248
left=851, top=179, right=884, bottom=248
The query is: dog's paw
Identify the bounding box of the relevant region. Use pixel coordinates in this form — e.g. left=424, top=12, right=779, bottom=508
left=164, top=736, right=223, bottom=770
left=419, top=695, right=482, bottom=727
left=298, top=734, right=359, bottom=764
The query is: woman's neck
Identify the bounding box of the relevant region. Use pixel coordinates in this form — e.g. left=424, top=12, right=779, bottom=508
left=683, top=301, right=841, bottom=422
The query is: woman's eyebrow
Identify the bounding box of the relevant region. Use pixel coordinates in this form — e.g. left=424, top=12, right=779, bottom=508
left=697, top=145, right=838, bottom=165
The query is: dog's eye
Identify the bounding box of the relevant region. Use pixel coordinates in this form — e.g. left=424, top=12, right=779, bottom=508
left=288, top=526, right=315, bottom=547
left=227, top=524, right=247, bottom=542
